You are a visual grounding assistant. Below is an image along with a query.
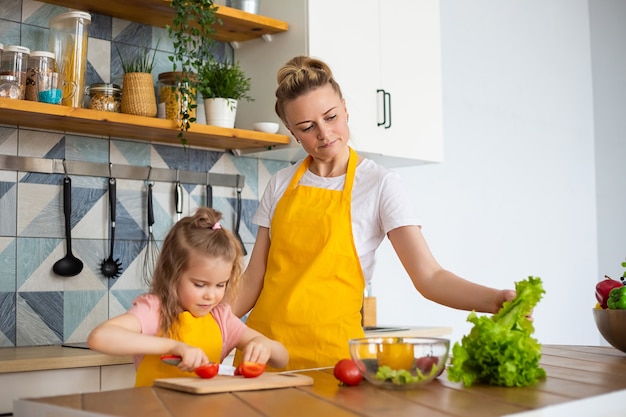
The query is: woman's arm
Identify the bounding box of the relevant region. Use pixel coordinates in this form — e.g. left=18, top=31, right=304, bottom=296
left=87, top=313, right=210, bottom=370
left=225, top=226, right=271, bottom=317
left=236, top=326, right=289, bottom=369
left=387, top=225, right=515, bottom=314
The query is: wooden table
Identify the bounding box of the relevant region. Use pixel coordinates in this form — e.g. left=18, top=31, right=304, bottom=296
left=13, top=345, right=626, bottom=417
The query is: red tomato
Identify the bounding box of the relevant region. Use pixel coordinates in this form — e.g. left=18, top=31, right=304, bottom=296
left=416, top=356, right=444, bottom=377
left=333, top=359, right=363, bottom=386
left=235, top=362, right=266, bottom=378
left=194, top=362, right=219, bottom=379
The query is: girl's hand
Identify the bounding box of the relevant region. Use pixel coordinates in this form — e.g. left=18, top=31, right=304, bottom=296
left=170, top=343, right=209, bottom=372
left=240, top=336, right=272, bottom=364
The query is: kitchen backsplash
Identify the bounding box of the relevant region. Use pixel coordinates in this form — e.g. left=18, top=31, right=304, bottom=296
left=0, top=0, right=290, bottom=347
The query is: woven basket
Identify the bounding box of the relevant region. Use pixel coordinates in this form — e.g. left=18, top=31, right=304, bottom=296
left=121, top=72, right=157, bottom=117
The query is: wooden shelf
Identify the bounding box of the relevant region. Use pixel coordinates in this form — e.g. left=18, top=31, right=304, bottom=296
left=39, top=0, right=288, bottom=42
left=0, top=98, right=290, bottom=150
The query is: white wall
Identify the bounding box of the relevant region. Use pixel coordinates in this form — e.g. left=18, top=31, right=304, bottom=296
left=372, top=0, right=624, bottom=346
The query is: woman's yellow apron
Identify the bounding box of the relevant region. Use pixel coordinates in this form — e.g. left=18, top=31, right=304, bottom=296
left=243, top=147, right=365, bottom=370
left=134, top=311, right=222, bottom=386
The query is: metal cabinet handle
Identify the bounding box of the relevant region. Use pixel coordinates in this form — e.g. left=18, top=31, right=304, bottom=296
left=376, top=89, right=392, bottom=129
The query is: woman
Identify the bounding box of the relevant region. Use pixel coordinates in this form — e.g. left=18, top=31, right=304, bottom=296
left=227, top=56, right=515, bottom=370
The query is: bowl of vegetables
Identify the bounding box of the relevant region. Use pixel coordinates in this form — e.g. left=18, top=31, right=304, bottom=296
left=349, top=337, right=449, bottom=389
left=593, top=275, right=626, bottom=353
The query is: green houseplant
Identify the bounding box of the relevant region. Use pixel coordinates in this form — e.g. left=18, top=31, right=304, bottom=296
left=116, top=42, right=158, bottom=117
left=167, top=0, right=219, bottom=144
left=197, top=59, right=253, bottom=128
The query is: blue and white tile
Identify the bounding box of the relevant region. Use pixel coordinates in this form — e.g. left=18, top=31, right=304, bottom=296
left=16, top=182, right=60, bottom=237
left=0, top=125, right=18, bottom=154
left=66, top=133, right=110, bottom=161
left=0, top=178, right=17, bottom=236
left=0, top=291, right=16, bottom=347
left=111, top=139, right=151, bottom=168
left=90, top=13, right=112, bottom=41
left=16, top=290, right=63, bottom=346
left=20, top=22, right=48, bottom=51
left=63, top=290, right=105, bottom=342
left=18, top=128, right=64, bottom=157
left=22, top=0, right=64, bottom=26
left=109, top=288, right=144, bottom=317
left=1, top=0, right=22, bottom=23
left=88, top=37, right=112, bottom=83
left=0, top=237, right=16, bottom=291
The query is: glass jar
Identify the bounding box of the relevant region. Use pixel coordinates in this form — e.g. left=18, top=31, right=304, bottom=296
left=157, top=71, right=197, bottom=122
left=49, top=11, right=91, bottom=107
left=85, top=83, right=122, bottom=112
left=25, top=51, right=57, bottom=101
left=0, top=45, right=30, bottom=99
left=0, top=74, right=21, bottom=99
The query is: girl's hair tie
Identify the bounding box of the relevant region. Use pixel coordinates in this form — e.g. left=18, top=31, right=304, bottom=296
left=212, top=222, right=221, bottom=230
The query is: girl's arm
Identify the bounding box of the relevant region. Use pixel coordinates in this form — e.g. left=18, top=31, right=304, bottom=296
left=225, top=226, right=271, bottom=317
left=388, top=225, right=515, bottom=314
left=87, top=313, right=210, bottom=371
left=235, top=326, right=289, bottom=369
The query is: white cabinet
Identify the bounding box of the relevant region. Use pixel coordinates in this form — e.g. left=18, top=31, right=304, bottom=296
left=235, top=0, right=443, bottom=167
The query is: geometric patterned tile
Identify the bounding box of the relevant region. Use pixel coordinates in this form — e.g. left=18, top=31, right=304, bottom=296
left=0, top=237, right=17, bottom=292
left=63, top=290, right=106, bottom=341
left=0, top=180, right=17, bottom=236
left=16, top=291, right=63, bottom=346
left=0, top=291, right=16, bottom=346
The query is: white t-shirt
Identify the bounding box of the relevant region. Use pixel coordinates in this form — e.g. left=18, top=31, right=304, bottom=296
left=253, top=157, right=421, bottom=283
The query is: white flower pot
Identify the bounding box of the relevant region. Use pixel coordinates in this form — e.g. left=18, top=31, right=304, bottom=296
left=204, top=98, right=238, bottom=128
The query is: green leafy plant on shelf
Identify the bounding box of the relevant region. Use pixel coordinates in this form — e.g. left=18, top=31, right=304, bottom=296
left=197, top=59, right=253, bottom=104
left=167, top=0, right=219, bottom=146
left=116, top=40, right=159, bottom=74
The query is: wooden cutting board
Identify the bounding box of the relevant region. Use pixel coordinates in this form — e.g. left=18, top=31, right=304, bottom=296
left=153, top=372, right=314, bottom=394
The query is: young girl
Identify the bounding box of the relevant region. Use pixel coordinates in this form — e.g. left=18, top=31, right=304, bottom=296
left=88, top=207, right=288, bottom=386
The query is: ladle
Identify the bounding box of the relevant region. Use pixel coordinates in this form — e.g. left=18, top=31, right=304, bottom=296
left=52, top=176, right=84, bottom=277
left=101, top=176, right=123, bottom=278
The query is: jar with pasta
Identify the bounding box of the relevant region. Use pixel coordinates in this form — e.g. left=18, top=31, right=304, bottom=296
left=157, top=71, right=197, bottom=122
left=49, top=11, right=91, bottom=107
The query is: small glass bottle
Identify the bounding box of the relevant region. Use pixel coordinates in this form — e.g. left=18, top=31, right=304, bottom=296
left=85, top=83, right=122, bottom=112
left=25, top=51, right=57, bottom=101
left=0, top=45, right=30, bottom=99
left=0, top=74, right=21, bottom=99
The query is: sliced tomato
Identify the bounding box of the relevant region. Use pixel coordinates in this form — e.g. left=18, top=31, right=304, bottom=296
left=235, top=361, right=266, bottom=378
left=194, top=362, right=219, bottom=379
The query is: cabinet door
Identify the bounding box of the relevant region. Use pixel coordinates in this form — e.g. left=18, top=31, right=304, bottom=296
left=376, top=0, right=444, bottom=162
left=308, top=0, right=380, bottom=154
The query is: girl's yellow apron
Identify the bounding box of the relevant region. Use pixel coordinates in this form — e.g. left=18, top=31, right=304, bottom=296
left=134, top=310, right=222, bottom=386
left=243, top=147, right=365, bottom=370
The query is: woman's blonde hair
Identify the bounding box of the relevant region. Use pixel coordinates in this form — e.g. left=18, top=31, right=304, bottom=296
left=275, top=55, right=343, bottom=124
left=150, top=207, right=244, bottom=337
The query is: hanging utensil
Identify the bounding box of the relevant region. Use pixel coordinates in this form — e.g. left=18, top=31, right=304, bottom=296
left=142, top=178, right=160, bottom=286
left=174, top=169, right=183, bottom=221
left=206, top=171, right=213, bottom=208
left=52, top=170, right=84, bottom=277
left=101, top=174, right=123, bottom=278
left=234, top=175, right=247, bottom=255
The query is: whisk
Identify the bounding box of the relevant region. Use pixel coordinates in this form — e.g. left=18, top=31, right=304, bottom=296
left=142, top=182, right=160, bottom=286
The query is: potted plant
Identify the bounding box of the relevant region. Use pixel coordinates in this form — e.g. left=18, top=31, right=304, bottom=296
left=167, top=0, right=219, bottom=145
left=117, top=42, right=158, bottom=117
left=197, top=58, right=253, bottom=128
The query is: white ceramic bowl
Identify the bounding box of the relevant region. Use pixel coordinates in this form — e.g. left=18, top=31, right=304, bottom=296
left=253, top=122, right=279, bottom=134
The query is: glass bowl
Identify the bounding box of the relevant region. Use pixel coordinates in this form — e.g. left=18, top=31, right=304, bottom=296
left=349, top=336, right=450, bottom=389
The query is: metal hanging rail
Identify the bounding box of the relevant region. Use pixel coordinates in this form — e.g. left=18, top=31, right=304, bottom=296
left=0, top=155, right=245, bottom=188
